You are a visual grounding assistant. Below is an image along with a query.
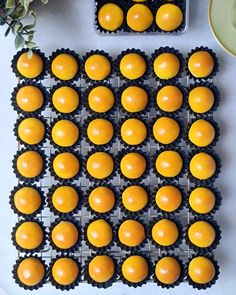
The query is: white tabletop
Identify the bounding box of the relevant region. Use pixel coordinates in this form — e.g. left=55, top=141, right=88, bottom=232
left=0, top=0, right=236, bottom=294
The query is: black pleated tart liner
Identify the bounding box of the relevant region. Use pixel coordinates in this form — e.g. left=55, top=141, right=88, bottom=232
left=95, top=0, right=125, bottom=34
left=115, top=49, right=150, bottom=83
left=185, top=117, right=220, bottom=149
left=82, top=114, right=117, bottom=149
left=150, top=114, right=185, bottom=148
left=47, top=48, right=81, bottom=82
left=118, top=115, right=150, bottom=149
left=49, top=150, right=83, bottom=184
left=184, top=218, right=221, bottom=254
left=81, top=50, right=113, bottom=83
left=9, top=184, right=45, bottom=217
left=116, top=149, right=150, bottom=183
left=148, top=216, right=183, bottom=251
left=122, top=1, right=157, bottom=34
left=119, top=252, right=151, bottom=287
left=152, top=148, right=187, bottom=181
left=114, top=217, right=148, bottom=251
left=11, top=218, right=47, bottom=254
left=151, top=181, right=186, bottom=215
left=11, top=81, right=49, bottom=115
left=48, top=116, right=82, bottom=150
left=48, top=217, right=82, bottom=253
left=186, top=185, right=222, bottom=217
left=12, top=147, right=48, bottom=184
left=95, top=0, right=186, bottom=34
left=119, top=183, right=151, bottom=216
left=83, top=216, right=115, bottom=251
left=187, top=81, right=220, bottom=116
left=151, top=0, right=186, bottom=34
left=117, top=82, right=152, bottom=116
left=47, top=184, right=83, bottom=216
left=11, top=48, right=47, bottom=81
left=84, top=184, right=118, bottom=217
left=151, top=47, right=184, bottom=82
left=154, top=81, right=187, bottom=115
left=84, top=148, right=117, bottom=184
left=188, top=149, right=221, bottom=186
left=186, top=254, right=220, bottom=290
left=14, top=115, right=49, bottom=148
left=12, top=254, right=47, bottom=290
left=49, top=81, right=82, bottom=116
left=186, top=47, right=219, bottom=81
left=83, top=81, right=117, bottom=115
left=152, top=254, right=185, bottom=288
left=48, top=254, right=81, bottom=290
left=83, top=252, right=118, bottom=288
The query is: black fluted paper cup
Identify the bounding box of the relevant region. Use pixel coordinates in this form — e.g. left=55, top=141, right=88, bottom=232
left=12, top=254, right=47, bottom=290
left=11, top=48, right=47, bottom=81
left=186, top=47, right=219, bottom=81
left=119, top=252, right=151, bottom=287
left=185, top=217, right=221, bottom=254
left=82, top=50, right=113, bottom=83
left=186, top=255, right=220, bottom=290
left=48, top=48, right=81, bottom=82
left=83, top=252, right=118, bottom=288
left=49, top=217, right=82, bottom=253
left=149, top=216, right=183, bottom=251
left=152, top=254, right=185, bottom=288
left=11, top=81, right=48, bottom=115
left=14, top=115, right=48, bottom=148
left=83, top=81, right=117, bottom=115
left=48, top=254, right=81, bottom=290
left=11, top=218, right=47, bottom=253
left=50, top=81, right=82, bottom=116
left=115, top=49, right=150, bottom=83
left=186, top=185, right=222, bottom=217
left=187, top=81, right=220, bottom=116
left=9, top=184, right=45, bottom=217
left=151, top=47, right=184, bottom=82
left=47, top=184, right=82, bottom=216
left=12, top=148, right=47, bottom=184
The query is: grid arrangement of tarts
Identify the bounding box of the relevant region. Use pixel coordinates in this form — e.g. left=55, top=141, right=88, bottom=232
left=95, top=0, right=189, bottom=34
left=10, top=46, right=221, bottom=290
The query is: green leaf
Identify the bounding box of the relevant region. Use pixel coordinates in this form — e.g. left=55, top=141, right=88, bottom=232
left=40, top=0, right=48, bottom=4
left=25, top=41, right=36, bottom=49
left=5, top=25, right=11, bottom=36
left=12, top=22, right=23, bottom=35
left=15, top=33, right=25, bottom=49
left=27, top=49, right=33, bottom=58
left=23, top=23, right=35, bottom=30
left=5, top=0, right=15, bottom=8
left=19, top=0, right=30, bottom=12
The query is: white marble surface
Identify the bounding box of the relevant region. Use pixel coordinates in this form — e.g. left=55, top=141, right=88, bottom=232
left=0, top=0, right=236, bottom=294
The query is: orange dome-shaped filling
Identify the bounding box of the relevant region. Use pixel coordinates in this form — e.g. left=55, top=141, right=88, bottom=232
left=88, top=186, right=115, bottom=213
left=51, top=221, right=79, bottom=249
left=16, top=85, right=44, bottom=112
left=16, top=52, right=44, bottom=79
left=52, top=257, right=79, bottom=286
left=122, top=255, right=148, bottom=283
left=52, top=86, right=79, bottom=114
left=86, top=219, right=112, bottom=248
left=88, top=255, right=115, bottom=283
left=13, top=186, right=42, bottom=215
left=17, top=257, right=45, bottom=287
left=15, top=221, right=43, bottom=250
left=122, top=185, right=148, bottom=212
left=52, top=186, right=79, bottom=213
left=16, top=151, right=44, bottom=178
